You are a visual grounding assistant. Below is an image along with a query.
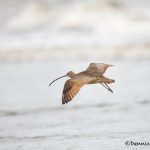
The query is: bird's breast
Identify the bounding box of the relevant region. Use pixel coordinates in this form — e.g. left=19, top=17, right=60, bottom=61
left=87, top=79, right=99, bottom=84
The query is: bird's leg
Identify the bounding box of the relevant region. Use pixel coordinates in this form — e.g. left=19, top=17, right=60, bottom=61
left=104, top=83, right=113, bottom=93
left=100, top=83, right=113, bottom=93
left=100, top=83, right=110, bottom=91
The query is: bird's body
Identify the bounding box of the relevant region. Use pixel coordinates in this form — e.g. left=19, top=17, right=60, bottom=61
left=49, top=63, right=115, bottom=104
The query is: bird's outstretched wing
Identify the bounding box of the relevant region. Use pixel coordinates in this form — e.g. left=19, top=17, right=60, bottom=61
left=85, top=63, right=113, bottom=75
left=62, top=79, right=85, bottom=104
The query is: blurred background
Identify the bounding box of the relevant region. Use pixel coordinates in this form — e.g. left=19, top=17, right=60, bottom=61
left=0, top=0, right=150, bottom=60
left=0, top=0, right=150, bottom=150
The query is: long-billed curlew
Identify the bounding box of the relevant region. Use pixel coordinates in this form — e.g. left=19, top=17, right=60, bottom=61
left=49, top=63, right=115, bottom=104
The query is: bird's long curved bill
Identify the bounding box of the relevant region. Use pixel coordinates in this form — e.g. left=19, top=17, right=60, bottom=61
left=49, top=75, right=67, bottom=86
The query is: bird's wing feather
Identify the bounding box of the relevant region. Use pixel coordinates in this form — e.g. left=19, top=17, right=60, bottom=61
left=62, top=79, right=85, bottom=104
left=85, top=63, right=112, bottom=75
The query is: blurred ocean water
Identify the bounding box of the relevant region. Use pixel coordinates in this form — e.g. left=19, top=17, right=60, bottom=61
left=0, top=0, right=150, bottom=60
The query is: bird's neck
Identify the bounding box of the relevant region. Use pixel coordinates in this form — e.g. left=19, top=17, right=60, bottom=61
left=70, top=72, right=76, bottom=78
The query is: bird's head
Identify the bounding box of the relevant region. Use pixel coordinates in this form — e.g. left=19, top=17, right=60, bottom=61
left=66, top=71, right=76, bottom=78
left=49, top=71, right=76, bottom=86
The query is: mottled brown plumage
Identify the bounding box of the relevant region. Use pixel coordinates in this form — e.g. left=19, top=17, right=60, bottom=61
left=49, top=63, right=115, bottom=104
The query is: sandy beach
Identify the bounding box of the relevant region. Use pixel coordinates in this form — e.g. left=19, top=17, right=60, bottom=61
left=0, top=60, right=150, bottom=150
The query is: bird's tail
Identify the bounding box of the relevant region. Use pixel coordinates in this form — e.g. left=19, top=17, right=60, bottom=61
left=101, top=76, right=115, bottom=84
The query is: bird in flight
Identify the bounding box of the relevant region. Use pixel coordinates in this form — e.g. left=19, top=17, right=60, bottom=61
left=49, top=63, right=115, bottom=104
